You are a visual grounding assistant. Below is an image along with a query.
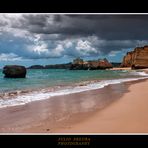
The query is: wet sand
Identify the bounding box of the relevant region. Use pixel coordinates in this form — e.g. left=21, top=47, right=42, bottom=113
left=54, top=79, right=148, bottom=133
left=0, top=78, right=147, bottom=133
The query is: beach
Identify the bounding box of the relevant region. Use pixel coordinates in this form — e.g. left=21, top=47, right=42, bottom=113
left=109, top=67, right=132, bottom=71
left=1, top=13, right=148, bottom=135
left=53, top=78, right=148, bottom=133
left=0, top=72, right=147, bottom=133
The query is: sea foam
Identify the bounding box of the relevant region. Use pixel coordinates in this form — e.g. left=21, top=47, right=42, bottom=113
left=0, top=71, right=147, bottom=108
left=129, top=71, right=148, bottom=76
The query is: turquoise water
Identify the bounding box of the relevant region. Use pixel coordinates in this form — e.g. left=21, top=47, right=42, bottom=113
left=0, top=69, right=142, bottom=93
left=0, top=69, right=147, bottom=108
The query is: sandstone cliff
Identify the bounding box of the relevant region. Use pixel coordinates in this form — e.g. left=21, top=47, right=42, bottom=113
left=121, top=46, right=148, bottom=69
left=70, top=58, right=113, bottom=70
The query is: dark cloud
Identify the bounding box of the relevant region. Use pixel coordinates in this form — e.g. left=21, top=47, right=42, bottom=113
left=21, top=14, right=50, bottom=26
left=18, top=14, right=148, bottom=40
left=0, top=14, right=148, bottom=61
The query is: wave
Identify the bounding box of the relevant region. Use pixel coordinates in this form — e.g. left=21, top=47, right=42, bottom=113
left=0, top=72, right=148, bottom=109
left=136, top=71, right=148, bottom=76
left=129, top=70, right=148, bottom=76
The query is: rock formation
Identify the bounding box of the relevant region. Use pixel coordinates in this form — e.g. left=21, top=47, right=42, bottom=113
left=111, top=62, right=121, bottom=67
left=27, top=65, right=45, bottom=69
left=3, top=65, right=27, bottom=78
left=28, top=63, right=72, bottom=69
left=121, top=46, right=148, bottom=69
left=45, top=63, right=71, bottom=69
left=70, top=58, right=113, bottom=70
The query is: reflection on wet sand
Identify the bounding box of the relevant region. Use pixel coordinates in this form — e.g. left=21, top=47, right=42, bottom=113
left=0, top=81, right=132, bottom=133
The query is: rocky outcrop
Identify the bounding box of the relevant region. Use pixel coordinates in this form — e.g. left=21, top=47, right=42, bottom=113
left=121, top=51, right=134, bottom=67
left=121, top=46, right=148, bottom=69
left=28, top=63, right=72, bottom=69
left=111, top=62, right=121, bottom=67
left=70, top=58, right=113, bottom=70
left=3, top=65, right=27, bottom=78
left=28, top=65, right=45, bottom=69
left=45, top=63, right=72, bottom=69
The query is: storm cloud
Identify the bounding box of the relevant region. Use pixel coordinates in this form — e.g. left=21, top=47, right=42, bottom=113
left=0, top=14, right=148, bottom=61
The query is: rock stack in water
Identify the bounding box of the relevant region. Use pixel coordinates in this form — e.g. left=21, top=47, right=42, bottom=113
left=3, top=65, right=27, bottom=78
left=121, top=45, right=148, bottom=69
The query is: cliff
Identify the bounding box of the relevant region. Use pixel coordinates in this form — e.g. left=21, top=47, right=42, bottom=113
left=121, top=46, right=148, bottom=69
left=70, top=58, right=113, bottom=70
left=111, top=62, right=121, bottom=67
left=27, top=58, right=113, bottom=70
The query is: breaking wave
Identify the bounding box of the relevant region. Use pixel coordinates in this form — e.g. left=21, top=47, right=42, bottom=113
left=0, top=71, right=147, bottom=108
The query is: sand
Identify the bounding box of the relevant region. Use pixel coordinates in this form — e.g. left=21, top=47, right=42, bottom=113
left=53, top=79, right=148, bottom=133
left=0, top=78, right=148, bottom=133
left=109, top=67, right=131, bottom=71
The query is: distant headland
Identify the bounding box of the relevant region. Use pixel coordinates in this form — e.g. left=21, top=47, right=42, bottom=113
left=3, top=45, right=148, bottom=73
left=27, top=58, right=121, bottom=70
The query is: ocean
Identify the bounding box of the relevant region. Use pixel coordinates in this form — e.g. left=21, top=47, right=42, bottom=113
left=0, top=69, right=147, bottom=108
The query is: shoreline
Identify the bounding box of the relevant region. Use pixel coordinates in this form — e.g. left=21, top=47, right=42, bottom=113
left=0, top=68, right=147, bottom=133
left=109, top=67, right=132, bottom=71
left=0, top=78, right=147, bottom=133
left=0, top=71, right=147, bottom=109
left=53, top=78, right=148, bottom=133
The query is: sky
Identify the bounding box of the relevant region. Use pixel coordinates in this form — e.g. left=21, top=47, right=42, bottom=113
left=0, top=13, right=148, bottom=68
